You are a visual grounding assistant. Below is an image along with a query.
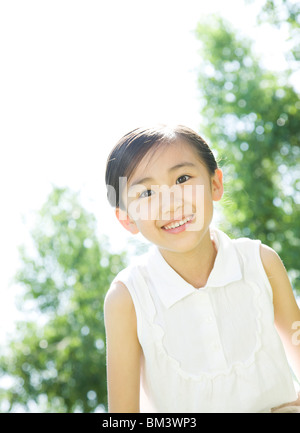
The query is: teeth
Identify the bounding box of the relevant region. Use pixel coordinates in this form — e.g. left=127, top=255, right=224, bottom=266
left=164, top=215, right=193, bottom=230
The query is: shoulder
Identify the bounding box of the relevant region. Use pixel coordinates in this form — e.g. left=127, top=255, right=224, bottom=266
left=259, top=245, right=300, bottom=360
left=104, top=280, right=137, bottom=326
left=232, top=234, right=281, bottom=273
left=259, top=243, right=285, bottom=279
left=104, top=281, right=137, bottom=335
left=259, top=243, right=290, bottom=294
left=104, top=281, right=140, bottom=353
left=259, top=243, right=300, bottom=320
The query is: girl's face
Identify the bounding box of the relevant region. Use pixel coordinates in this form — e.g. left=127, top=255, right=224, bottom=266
left=117, top=139, right=223, bottom=254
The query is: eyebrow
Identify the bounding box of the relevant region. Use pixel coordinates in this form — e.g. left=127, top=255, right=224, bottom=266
left=129, top=162, right=197, bottom=188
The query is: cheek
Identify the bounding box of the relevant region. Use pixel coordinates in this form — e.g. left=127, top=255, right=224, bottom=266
left=127, top=199, right=147, bottom=221
left=185, top=185, right=213, bottom=232
left=182, top=183, right=207, bottom=209
left=135, top=217, right=157, bottom=239
left=127, top=197, right=160, bottom=223
left=202, top=187, right=214, bottom=215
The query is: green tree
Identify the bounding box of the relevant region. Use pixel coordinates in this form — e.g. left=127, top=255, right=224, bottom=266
left=195, top=16, right=300, bottom=293
left=0, top=186, right=127, bottom=412
left=247, top=0, right=300, bottom=63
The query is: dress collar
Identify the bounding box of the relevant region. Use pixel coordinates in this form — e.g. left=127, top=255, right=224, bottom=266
left=147, top=227, right=243, bottom=308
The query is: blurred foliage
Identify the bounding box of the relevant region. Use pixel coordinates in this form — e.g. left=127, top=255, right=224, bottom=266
left=0, top=187, right=128, bottom=412
left=195, top=16, right=300, bottom=293
left=246, top=0, right=300, bottom=64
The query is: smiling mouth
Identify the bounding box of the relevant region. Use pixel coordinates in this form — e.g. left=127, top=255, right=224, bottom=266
left=161, top=215, right=194, bottom=230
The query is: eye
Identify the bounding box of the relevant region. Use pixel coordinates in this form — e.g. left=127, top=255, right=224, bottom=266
left=176, top=175, right=191, bottom=184
left=139, top=189, right=154, bottom=199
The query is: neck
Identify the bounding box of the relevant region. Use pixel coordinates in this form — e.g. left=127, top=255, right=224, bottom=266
left=158, top=228, right=217, bottom=289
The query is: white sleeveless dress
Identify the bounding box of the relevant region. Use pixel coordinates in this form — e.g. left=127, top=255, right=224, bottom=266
left=111, top=227, right=297, bottom=412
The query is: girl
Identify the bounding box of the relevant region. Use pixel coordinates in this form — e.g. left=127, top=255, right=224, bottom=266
left=104, top=124, right=300, bottom=413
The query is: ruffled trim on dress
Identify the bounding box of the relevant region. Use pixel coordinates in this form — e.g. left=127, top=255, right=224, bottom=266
left=149, top=278, right=264, bottom=381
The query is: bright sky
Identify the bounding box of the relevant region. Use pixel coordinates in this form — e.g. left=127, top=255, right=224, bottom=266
left=0, top=0, right=296, bottom=343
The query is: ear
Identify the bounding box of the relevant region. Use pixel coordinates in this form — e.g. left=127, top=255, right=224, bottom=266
left=211, top=168, right=223, bottom=201
left=115, top=208, right=139, bottom=235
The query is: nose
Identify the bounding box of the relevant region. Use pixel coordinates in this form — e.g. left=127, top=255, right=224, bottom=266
left=160, top=185, right=184, bottom=220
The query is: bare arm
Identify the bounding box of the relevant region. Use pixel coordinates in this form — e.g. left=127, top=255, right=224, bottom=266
left=260, top=244, right=300, bottom=382
left=104, top=281, right=142, bottom=412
